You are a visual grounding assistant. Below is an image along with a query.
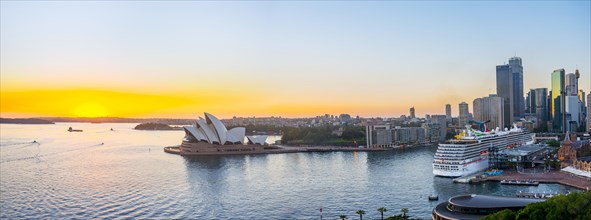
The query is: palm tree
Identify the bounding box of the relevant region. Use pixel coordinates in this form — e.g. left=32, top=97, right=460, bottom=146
left=339, top=215, right=347, bottom=220
left=377, top=207, right=387, bottom=220
left=401, top=208, right=409, bottom=219
left=356, top=210, right=366, bottom=220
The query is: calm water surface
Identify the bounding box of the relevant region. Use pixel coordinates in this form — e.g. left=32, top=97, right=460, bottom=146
left=0, top=123, right=578, bottom=219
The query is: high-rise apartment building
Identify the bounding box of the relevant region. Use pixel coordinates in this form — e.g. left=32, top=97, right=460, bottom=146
left=551, top=69, right=566, bottom=132
left=533, top=88, right=548, bottom=128
left=458, top=102, right=470, bottom=128
left=587, top=93, right=591, bottom=132
left=565, top=73, right=578, bottom=95
left=508, top=57, right=524, bottom=119
left=445, top=104, right=452, bottom=119
left=429, top=115, right=448, bottom=142
left=563, top=69, right=583, bottom=132
left=473, top=95, right=505, bottom=130
left=496, top=57, right=524, bottom=126
left=526, top=90, right=535, bottom=113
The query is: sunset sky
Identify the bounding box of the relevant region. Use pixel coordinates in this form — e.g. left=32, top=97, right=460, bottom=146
left=1, top=1, right=590, bottom=119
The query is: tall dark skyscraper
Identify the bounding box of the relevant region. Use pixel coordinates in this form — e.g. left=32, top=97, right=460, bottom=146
left=458, top=102, right=469, bottom=127
left=410, top=106, right=416, bottom=119
left=445, top=104, right=452, bottom=119
left=551, top=69, right=565, bottom=132
left=532, top=88, right=548, bottom=129
left=496, top=57, right=524, bottom=128
left=508, top=57, right=524, bottom=119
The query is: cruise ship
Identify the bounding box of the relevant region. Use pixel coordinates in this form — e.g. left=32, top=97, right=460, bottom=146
left=432, top=124, right=534, bottom=177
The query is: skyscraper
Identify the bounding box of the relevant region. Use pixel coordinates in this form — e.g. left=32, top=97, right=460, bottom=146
left=579, top=89, right=586, bottom=130
left=508, top=57, right=524, bottom=120
left=473, top=95, right=505, bottom=130
left=587, top=93, right=591, bottom=132
left=445, top=104, right=452, bottom=119
left=533, top=88, right=548, bottom=128
left=496, top=64, right=513, bottom=127
left=565, top=73, right=578, bottom=95
left=410, top=106, right=416, bottom=119
left=551, top=69, right=566, bottom=132
left=496, top=57, right=524, bottom=126
left=526, top=90, right=535, bottom=114
left=458, top=102, right=469, bottom=128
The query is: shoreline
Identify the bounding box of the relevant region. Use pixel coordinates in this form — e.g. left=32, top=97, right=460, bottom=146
left=164, top=145, right=390, bottom=156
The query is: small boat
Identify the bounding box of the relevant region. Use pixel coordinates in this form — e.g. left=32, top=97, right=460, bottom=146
left=428, top=194, right=439, bottom=200
left=68, top=127, right=83, bottom=132
left=501, top=179, right=539, bottom=186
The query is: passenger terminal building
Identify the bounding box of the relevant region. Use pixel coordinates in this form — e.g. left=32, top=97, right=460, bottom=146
left=432, top=194, right=541, bottom=220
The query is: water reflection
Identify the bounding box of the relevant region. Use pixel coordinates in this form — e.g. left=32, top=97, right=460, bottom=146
left=0, top=124, right=582, bottom=219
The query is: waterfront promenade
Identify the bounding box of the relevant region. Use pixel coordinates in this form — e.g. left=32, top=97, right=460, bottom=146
left=486, top=171, right=591, bottom=190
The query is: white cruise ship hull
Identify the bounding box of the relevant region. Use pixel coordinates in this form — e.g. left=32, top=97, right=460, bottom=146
left=433, top=158, right=489, bottom=177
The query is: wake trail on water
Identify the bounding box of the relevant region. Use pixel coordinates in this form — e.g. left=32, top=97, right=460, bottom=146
left=0, top=141, right=39, bottom=147
left=0, top=142, right=105, bottom=164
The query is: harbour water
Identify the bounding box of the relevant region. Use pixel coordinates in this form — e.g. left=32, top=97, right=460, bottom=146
left=0, top=123, right=578, bottom=219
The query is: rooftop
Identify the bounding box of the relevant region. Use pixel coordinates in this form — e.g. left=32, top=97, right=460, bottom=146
left=448, top=194, right=542, bottom=209
left=500, top=144, right=547, bottom=157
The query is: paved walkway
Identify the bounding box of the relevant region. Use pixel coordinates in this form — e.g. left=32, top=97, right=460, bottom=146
left=487, top=170, right=591, bottom=190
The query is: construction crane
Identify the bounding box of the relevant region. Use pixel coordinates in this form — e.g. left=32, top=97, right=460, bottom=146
left=469, top=119, right=491, bottom=132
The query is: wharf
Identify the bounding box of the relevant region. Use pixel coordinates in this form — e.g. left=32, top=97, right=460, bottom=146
left=485, top=171, right=591, bottom=190
left=500, top=179, right=539, bottom=186
left=516, top=192, right=559, bottom=199
left=453, top=172, right=485, bottom=183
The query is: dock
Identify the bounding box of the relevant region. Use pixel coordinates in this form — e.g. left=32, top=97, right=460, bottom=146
left=516, top=192, right=560, bottom=199
left=500, top=179, right=539, bottom=186
left=485, top=170, right=591, bottom=190
left=453, top=172, right=485, bottom=184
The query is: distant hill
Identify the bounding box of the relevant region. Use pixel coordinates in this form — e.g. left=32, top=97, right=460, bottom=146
left=39, top=117, right=195, bottom=124
left=0, top=118, right=55, bottom=124
left=134, top=122, right=183, bottom=130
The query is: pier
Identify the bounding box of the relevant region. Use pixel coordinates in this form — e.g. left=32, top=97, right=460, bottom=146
left=485, top=171, right=591, bottom=190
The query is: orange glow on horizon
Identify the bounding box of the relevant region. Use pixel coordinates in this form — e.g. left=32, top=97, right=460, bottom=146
left=1, top=88, right=465, bottom=119
left=73, top=103, right=109, bottom=117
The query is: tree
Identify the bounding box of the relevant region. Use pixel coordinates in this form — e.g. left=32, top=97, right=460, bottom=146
left=339, top=215, right=348, bottom=220
left=546, top=139, right=560, bottom=148
left=377, top=207, right=388, bottom=220
left=482, top=191, right=591, bottom=220
left=401, top=208, right=409, bottom=219
left=356, top=210, right=366, bottom=220
left=482, top=209, right=517, bottom=220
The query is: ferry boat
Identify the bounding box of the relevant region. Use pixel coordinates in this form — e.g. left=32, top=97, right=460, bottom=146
left=432, top=124, right=533, bottom=177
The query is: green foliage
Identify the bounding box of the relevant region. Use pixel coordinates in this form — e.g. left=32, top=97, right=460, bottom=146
left=339, top=215, right=347, bottom=220
left=341, top=126, right=365, bottom=140
left=385, top=215, right=405, bottom=220
left=384, top=207, right=413, bottom=220
left=227, top=124, right=282, bottom=135
left=483, top=191, right=591, bottom=220
left=134, top=122, right=174, bottom=130
left=377, top=207, right=388, bottom=220
left=356, top=210, right=366, bottom=220
left=281, top=125, right=366, bottom=146
left=481, top=209, right=516, bottom=220
left=400, top=208, right=409, bottom=219
left=547, top=140, right=560, bottom=148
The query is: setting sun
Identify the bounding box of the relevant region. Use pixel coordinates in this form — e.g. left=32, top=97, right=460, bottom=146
left=73, top=103, right=109, bottom=117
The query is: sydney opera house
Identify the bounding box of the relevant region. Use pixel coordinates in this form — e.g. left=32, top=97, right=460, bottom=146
left=179, top=113, right=268, bottom=155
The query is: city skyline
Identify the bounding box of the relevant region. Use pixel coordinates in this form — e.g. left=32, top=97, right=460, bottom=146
left=1, top=1, right=590, bottom=119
